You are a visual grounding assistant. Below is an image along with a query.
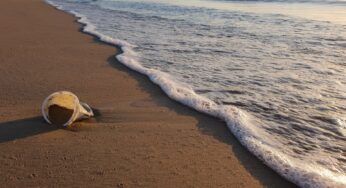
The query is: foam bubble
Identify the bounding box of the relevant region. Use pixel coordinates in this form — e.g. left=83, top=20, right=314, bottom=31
left=45, top=1, right=346, bottom=187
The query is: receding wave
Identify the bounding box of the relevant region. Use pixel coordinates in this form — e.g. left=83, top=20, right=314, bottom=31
left=46, top=0, right=346, bottom=187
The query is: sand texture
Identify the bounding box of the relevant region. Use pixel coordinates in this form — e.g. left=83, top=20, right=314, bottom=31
left=0, top=0, right=296, bottom=187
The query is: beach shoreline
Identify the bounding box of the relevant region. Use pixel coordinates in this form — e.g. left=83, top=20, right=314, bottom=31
left=0, top=0, right=295, bottom=187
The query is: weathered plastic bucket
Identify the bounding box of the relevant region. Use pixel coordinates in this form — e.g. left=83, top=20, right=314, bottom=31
left=42, top=91, right=94, bottom=127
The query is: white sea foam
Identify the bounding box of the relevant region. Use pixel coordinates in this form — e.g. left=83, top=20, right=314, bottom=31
left=45, top=1, right=346, bottom=187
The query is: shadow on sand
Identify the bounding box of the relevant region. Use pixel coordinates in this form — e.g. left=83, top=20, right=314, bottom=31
left=0, top=117, right=57, bottom=143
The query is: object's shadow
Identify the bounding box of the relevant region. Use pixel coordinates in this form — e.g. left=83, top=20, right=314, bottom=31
left=0, top=117, right=57, bottom=143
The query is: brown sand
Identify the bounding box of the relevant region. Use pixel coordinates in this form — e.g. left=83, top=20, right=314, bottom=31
left=0, top=0, right=296, bottom=187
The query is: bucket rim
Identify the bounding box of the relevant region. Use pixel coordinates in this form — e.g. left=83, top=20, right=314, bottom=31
left=41, top=91, right=80, bottom=127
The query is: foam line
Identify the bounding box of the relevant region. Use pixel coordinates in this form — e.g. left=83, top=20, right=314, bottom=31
left=45, top=1, right=346, bottom=187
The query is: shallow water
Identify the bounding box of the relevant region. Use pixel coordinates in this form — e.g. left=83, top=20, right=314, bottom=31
left=48, top=0, right=346, bottom=187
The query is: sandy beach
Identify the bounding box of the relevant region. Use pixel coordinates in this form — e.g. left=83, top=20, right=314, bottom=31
left=0, top=0, right=296, bottom=187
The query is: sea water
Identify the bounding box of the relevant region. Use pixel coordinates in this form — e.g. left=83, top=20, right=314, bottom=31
left=46, top=0, right=346, bottom=187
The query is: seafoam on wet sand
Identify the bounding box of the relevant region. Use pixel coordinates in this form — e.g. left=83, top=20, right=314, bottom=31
left=47, top=0, right=346, bottom=187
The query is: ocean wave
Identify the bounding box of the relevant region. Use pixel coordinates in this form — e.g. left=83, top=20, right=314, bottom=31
left=45, top=0, right=346, bottom=187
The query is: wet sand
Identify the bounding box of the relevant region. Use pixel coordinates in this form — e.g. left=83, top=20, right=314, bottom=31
left=0, top=0, right=296, bottom=187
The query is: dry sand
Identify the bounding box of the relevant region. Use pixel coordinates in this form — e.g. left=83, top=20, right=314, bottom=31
left=0, top=0, right=296, bottom=187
